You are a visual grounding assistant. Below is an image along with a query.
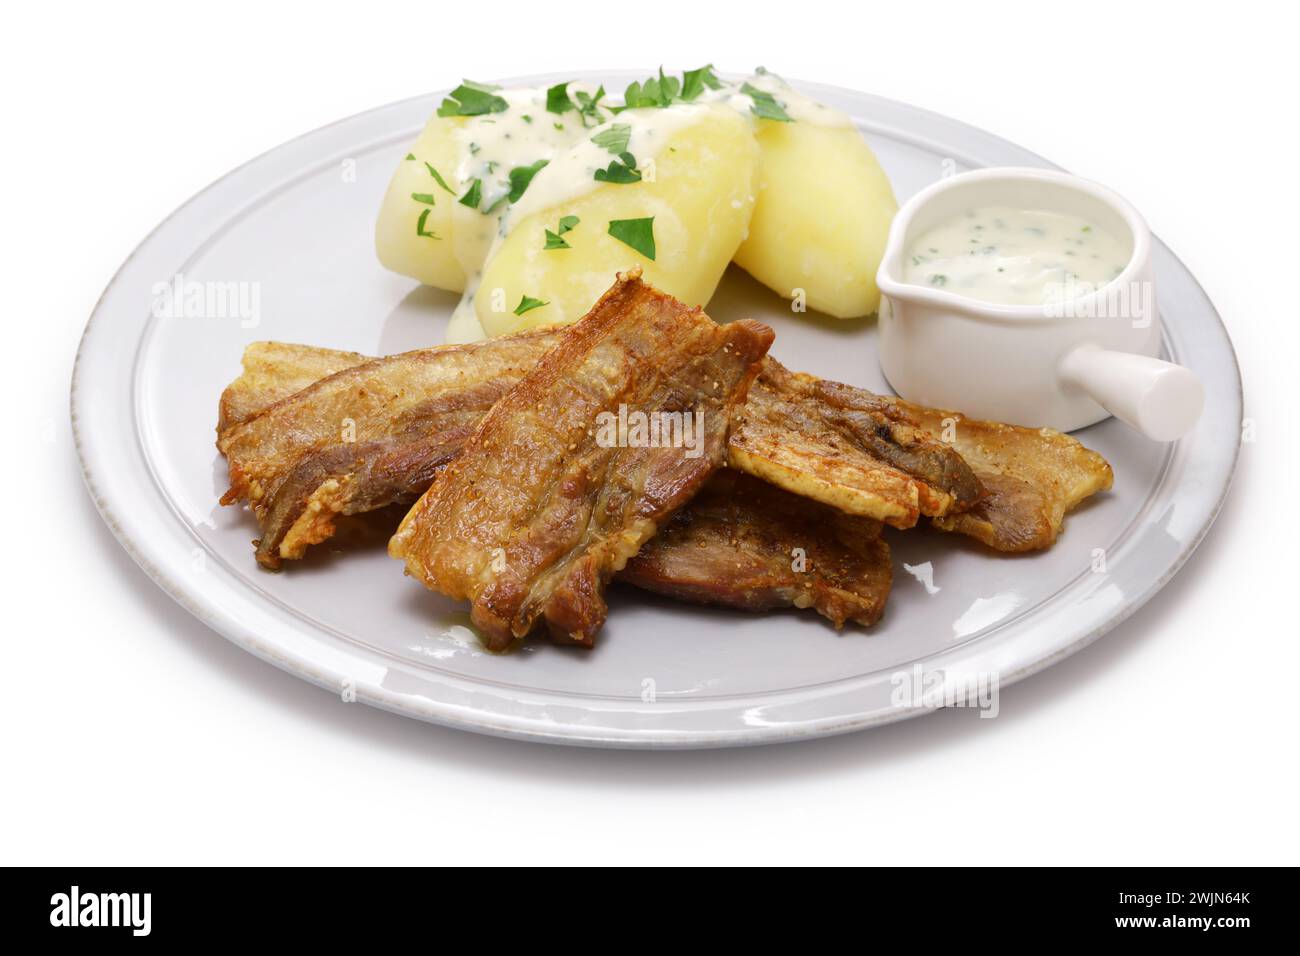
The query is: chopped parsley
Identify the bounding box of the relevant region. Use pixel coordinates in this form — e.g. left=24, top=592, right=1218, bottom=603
left=574, top=87, right=608, bottom=127
left=404, top=152, right=416, bottom=161
left=623, top=65, right=721, bottom=109
left=546, top=81, right=608, bottom=127
left=458, top=178, right=482, bottom=209
left=594, top=152, right=641, bottom=184
left=410, top=193, right=438, bottom=205
left=929, top=274, right=948, bottom=287
left=507, top=160, right=549, bottom=203
left=623, top=68, right=680, bottom=109
left=681, top=64, right=723, bottom=101
left=546, top=81, right=574, bottom=114
left=437, top=80, right=509, bottom=117
left=415, top=208, right=439, bottom=239
left=740, top=82, right=792, bottom=122
left=543, top=215, right=580, bottom=250
left=591, top=123, right=631, bottom=154
left=423, top=163, right=455, bottom=193
left=608, top=217, right=656, bottom=260
left=514, top=295, right=549, bottom=316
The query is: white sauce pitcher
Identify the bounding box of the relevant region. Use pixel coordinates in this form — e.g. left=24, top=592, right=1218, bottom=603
left=876, top=167, right=1203, bottom=440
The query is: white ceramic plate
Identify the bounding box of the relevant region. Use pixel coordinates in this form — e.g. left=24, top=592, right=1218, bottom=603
left=72, top=72, right=1241, bottom=748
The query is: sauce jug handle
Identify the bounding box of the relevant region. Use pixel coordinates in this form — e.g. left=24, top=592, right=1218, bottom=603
left=1059, top=343, right=1204, bottom=441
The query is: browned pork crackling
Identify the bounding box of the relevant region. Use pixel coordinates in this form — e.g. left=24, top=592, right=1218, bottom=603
left=217, top=305, right=997, bottom=570
left=218, top=328, right=561, bottom=569
left=215, top=273, right=1112, bottom=647
left=219, top=328, right=1107, bottom=566
left=388, top=272, right=774, bottom=649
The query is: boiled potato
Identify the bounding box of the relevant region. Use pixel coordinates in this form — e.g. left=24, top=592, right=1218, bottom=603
left=473, top=105, right=760, bottom=336
left=377, top=75, right=897, bottom=329
left=374, top=117, right=469, bottom=292
left=734, top=121, right=898, bottom=318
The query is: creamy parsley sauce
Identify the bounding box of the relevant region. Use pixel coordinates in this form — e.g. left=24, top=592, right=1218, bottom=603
left=708, top=70, right=851, bottom=128
left=505, top=103, right=709, bottom=231
left=903, top=205, right=1131, bottom=306
left=448, top=83, right=610, bottom=280
left=446, top=289, right=489, bottom=343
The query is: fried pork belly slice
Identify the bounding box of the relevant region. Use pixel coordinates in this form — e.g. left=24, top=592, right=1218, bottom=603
left=217, top=333, right=1109, bottom=560
left=893, top=399, right=1114, bottom=551
left=218, top=341, right=371, bottom=432
left=220, top=342, right=985, bottom=531
left=218, top=341, right=892, bottom=626
left=729, top=359, right=983, bottom=528
left=218, top=329, right=562, bottom=569
left=389, top=272, right=774, bottom=651
left=620, top=471, right=892, bottom=628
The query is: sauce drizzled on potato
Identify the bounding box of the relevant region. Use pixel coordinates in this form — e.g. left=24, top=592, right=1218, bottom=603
left=376, top=67, right=894, bottom=339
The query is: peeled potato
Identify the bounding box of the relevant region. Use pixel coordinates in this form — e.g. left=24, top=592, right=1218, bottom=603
left=474, top=105, right=760, bottom=336
left=374, top=117, right=468, bottom=292
left=734, top=122, right=898, bottom=318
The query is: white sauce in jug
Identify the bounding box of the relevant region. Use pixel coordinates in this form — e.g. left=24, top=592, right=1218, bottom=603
left=903, top=205, right=1131, bottom=306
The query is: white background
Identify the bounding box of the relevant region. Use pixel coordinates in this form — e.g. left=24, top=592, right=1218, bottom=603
left=4, top=1, right=1296, bottom=865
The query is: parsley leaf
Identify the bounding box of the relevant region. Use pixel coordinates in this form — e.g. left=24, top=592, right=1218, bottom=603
left=410, top=193, right=438, bottom=205
left=681, top=64, right=722, bottom=101
left=458, top=178, right=482, bottom=209
left=574, top=86, right=608, bottom=127
left=594, top=151, right=641, bottom=184
left=423, top=163, right=455, bottom=194
left=624, top=66, right=720, bottom=109
left=514, top=295, right=549, bottom=316
left=437, top=80, right=509, bottom=117
left=416, top=208, right=439, bottom=239
left=624, top=68, right=680, bottom=109
left=405, top=152, right=416, bottom=161
left=507, top=160, right=549, bottom=203
left=591, top=123, right=632, bottom=154
left=655, top=68, right=681, bottom=104
left=543, top=215, right=581, bottom=250
left=607, top=217, right=656, bottom=260
left=546, top=82, right=574, bottom=114
left=548, top=81, right=608, bottom=126
left=740, top=82, right=793, bottom=122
